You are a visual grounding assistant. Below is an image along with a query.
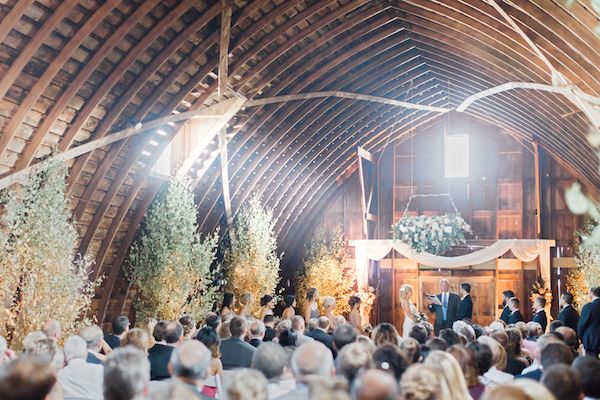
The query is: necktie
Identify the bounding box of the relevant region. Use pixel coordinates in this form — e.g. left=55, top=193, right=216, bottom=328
left=443, top=293, right=448, bottom=321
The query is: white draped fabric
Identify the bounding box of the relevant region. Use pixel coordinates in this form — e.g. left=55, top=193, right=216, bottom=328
left=350, top=239, right=555, bottom=289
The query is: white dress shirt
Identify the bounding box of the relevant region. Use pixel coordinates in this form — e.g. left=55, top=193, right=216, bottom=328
left=57, top=358, right=103, bottom=400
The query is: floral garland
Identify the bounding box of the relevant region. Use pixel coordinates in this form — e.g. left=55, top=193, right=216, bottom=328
left=392, top=213, right=472, bottom=255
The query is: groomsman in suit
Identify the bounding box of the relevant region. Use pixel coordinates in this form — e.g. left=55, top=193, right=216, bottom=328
left=500, top=290, right=515, bottom=323
left=457, top=282, right=473, bottom=320
left=507, top=297, right=524, bottom=324
left=578, top=287, right=600, bottom=358
left=531, top=297, right=548, bottom=332
left=557, top=293, right=580, bottom=333
left=428, top=278, right=460, bottom=335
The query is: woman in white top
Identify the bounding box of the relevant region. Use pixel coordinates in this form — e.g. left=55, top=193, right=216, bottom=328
left=399, top=284, right=417, bottom=339
left=477, top=336, right=515, bottom=386
left=303, top=287, right=320, bottom=323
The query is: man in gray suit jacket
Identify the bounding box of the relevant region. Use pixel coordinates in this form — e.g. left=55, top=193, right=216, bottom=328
left=220, top=317, right=256, bottom=370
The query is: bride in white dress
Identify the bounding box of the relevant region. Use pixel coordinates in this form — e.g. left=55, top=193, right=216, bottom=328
left=400, top=284, right=417, bottom=339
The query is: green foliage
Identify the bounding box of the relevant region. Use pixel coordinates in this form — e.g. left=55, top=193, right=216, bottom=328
left=127, top=177, right=220, bottom=322
left=0, top=159, right=95, bottom=348
left=297, top=227, right=355, bottom=315
left=225, top=196, right=281, bottom=310
left=571, top=218, right=600, bottom=309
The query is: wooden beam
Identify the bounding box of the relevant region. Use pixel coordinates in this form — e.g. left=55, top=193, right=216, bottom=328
left=0, top=0, right=35, bottom=45
left=219, top=0, right=232, bottom=97
left=219, top=127, right=234, bottom=228
left=533, top=141, right=541, bottom=238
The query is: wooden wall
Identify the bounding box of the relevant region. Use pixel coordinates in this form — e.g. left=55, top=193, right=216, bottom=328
left=314, top=115, right=585, bottom=329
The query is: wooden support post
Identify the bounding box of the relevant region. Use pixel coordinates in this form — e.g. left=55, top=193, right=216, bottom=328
left=219, top=127, right=234, bottom=230
left=533, top=142, right=541, bottom=238
left=219, top=0, right=232, bottom=97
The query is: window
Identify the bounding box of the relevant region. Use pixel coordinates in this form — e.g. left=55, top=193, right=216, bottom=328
left=445, top=134, right=469, bottom=178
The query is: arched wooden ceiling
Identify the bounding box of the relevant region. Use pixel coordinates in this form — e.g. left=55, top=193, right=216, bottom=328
left=0, top=0, right=598, bottom=321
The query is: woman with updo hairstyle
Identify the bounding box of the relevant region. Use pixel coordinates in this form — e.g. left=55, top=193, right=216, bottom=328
left=121, top=328, right=149, bottom=354
left=221, top=292, right=235, bottom=321
left=303, top=287, right=320, bottom=323
left=259, top=295, right=275, bottom=321
left=372, top=322, right=400, bottom=347
left=238, top=293, right=254, bottom=317
left=281, top=295, right=297, bottom=320
left=195, top=326, right=223, bottom=378
left=348, top=295, right=363, bottom=334
left=322, top=296, right=337, bottom=331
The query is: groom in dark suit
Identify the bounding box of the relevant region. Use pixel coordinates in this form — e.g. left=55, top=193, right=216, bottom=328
left=578, top=287, right=600, bottom=358
left=557, top=293, right=580, bottom=333
left=457, top=282, right=473, bottom=320
left=428, top=278, right=460, bottom=335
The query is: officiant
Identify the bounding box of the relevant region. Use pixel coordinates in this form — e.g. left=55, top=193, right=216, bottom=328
left=427, top=278, right=460, bottom=335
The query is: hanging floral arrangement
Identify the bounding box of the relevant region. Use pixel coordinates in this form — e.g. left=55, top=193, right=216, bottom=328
left=529, top=277, right=552, bottom=314
left=392, top=213, right=472, bottom=255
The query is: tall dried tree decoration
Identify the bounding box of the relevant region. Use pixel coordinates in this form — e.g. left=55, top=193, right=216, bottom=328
left=297, top=227, right=355, bottom=316
left=0, top=158, right=95, bottom=348
left=570, top=219, right=600, bottom=310
left=224, top=196, right=281, bottom=312
left=127, top=176, right=220, bottom=322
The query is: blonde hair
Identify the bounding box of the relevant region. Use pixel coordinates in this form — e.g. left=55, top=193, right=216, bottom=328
left=226, top=369, right=268, bottom=400
left=399, top=284, right=413, bottom=301
left=399, top=364, right=450, bottom=400
left=139, top=317, right=157, bottom=348
left=323, top=296, right=336, bottom=309
left=513, top=379, right=556, bottom=400
left=478, top=336, right=507, bottom=370
left=240, top=293, right=254, bottom=306
left=424, top=351, right=472, bottom=400
left=122, top=328, right=149, bottom=354
left=372, top=323, right=400, bottom=347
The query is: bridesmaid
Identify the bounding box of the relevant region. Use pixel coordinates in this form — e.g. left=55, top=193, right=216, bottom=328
left=220, top=292, right=235, bottom=321
left=303, top=287, right=320, bottom=323
left=259, top=295, right=275, bottom=321
left=238, top=293, right=254, bottom=317
left=281, top=295, right=297, bottom=320
left=323, top=296, right=337, bottom=331
left=348, top=296, right=364, bottom=335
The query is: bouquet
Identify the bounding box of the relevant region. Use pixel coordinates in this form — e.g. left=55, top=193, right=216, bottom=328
left=414, top=312, right=428, bottom=323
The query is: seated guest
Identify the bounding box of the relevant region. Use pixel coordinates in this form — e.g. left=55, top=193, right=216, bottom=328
left=277, top=328, right=298, bottom=349
left=0, top=356, right=60, bottom=400
left=541, top=364, right=582, bottom=400
left=555, top=326, right=579, bottom=358
left=220, top=317, right=256, bottom=370
left=80, top=325, right=104, bottom=364
left=373, top=344, right=409, bottom=381
left=252, top=342, right=294, bottom=399
left=477, top=336, right=514, bottom=385
left=238, top=293, right=254, bottom=318
left=572, top=356, right=600, bottom=400
left=500, top=290, right=515, bottom=324
left=447, top=345, right=486, bottom=400
left=504, top=328, right=528, bottom=376
left=249, top=320, right=265, bottom=348
left=281, top=295, right=297, bottom=321
left=482, top=385, right=535, bottom=400
left=179, top=315, right=196, bottom=340
left=399, top=364, right=450, bottom=399
left=525, top=321, right=543, bottom=342
left=373, top=322, right=401, bottom=347
left=467, top=342, right=494, bottom=384
left=225, top=368, right=268, bottom=400
left=337, top=343, right=372, bottom=385
left=307, top=318, right=318, bottom=332
left=332, top=324, right=357, bottom=352
left=159, top=340, right=212, bottom=399
left=306, top=316, right=335, bottom=355
left=531, top=297, right=548, bottom=333
left=512, top=379, right=556, bottom=400
left=519, top=333, right=563, bottom=375
left=425, top=351, right=473, bottom=400
left=516, top=342, right=573, bottom=381
left=549, top=319, right=565, bottom=332
left=121, top=328, right=150, bottom=354
left=140, top=317, right=158, bottom=350
left=25, top=337, right=61, bottom=368
left=408, top=324, right=428, bottom=345
left=351, top=369, right=398, bottom=400
left=278, top=342, right=334, bottom=400
left=58, top=336, right=103, bottom=400
left=149, top=320, right=183, bottom=380
left=42, top=320, right=62, bottom=342
left=194, top=326, right=223, bottom=377
left=557, top=292, right=580, bottom=333
left=399, top=338, right=421, bottom=365
left=426, top=337, right=448, bottom=351
left=507, top=297, right=524, bottom=324
left=453, top=321, right=476, bottom=343
left=440, top=328, right=462, bottom=347
left=0, top=336, right=13, bottom=366
left=104, top=315, right=130, bottom=349
left=457, top=283, right=473, bottom=320
left=291, top=316, right=313, bottom=345
left=104, top=347, right=150, bottom=400
left=203, top=313, right=221, bottom=331
left=263, top=315, right=276, bottom=342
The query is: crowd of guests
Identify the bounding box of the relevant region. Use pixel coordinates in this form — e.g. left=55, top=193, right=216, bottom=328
left=0, top=286, right=599, bottom=400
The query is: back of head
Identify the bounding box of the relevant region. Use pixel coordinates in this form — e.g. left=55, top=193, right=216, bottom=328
left=333, top=324, right=357, bottom=350
left=63, top=335, right=88, bottom=362
left=373, top=323, right=400, bottom=347
left=170, top=340, right=211, bottom=380
left=555, top=326, right=577, bottom=349
left=194, top=326, right=220, bottom=358
left=112, top=315, right=130, bottom=335
left=549, top=320, right=565, bottom=332
left=25, top=338, right=57, bottom=364
left=263, top=314, right=275, bottom=325
left=104, top=347, right=150, bottom=400
left=526, top=321, right=542, bottom=338
left=540, top=342, right=573, bottom=369
left=260, top=295, right=273, bottom=307
left=42, top=320, right=61, bottom=340
left=80, top=325, right=103, bottom=350
left=251, top=342, right=288, bottom=380
left=153, top=320, right=167, bottom=342
left=440, top=328, right=461, bottom=346
left=592, top=286, right=600, bottom=298
left=407, top=324, right=427, bottom=345
left=455, top=323, right=476, bottom=343
left=481, top=385, right=532, bottom=400
left=541, top=364, right=581, bottom=400
left=317, top=316, right=330, bottom=331
left=447, top=345, right=480, bottom=387
left=226, top=369, right=268, bottom=400
left=572, top=356, right=600, bottom=398
left=164, top=321, right=184, bottom=344
left=399, top=338, right=421, bottom=364
left=337, top=342, right=372, bottom=384
left=502, top=290, right=515, bottom=299
left=0, top=356, right=56, bottom=400
left=399, top=364, right=449, bottom=400
left=467, top=341, right=494, bottom=375
left=179, top=315, right=196, bottom=337
left=250, top=320, right=266, bottom=337
left=512, top=379, right=556, bottom=400
left=291, top=342, right=334, bottom=379
left=477, top=336, right=507, bottom=370
left=424, top=350, right=471, bottom=399
left=373, top=344, right=409, bottom=381
left=490, top=330, right=509, bottom=350
left=229, top=317, right=247, bottom=338
left=204, top=313, right=221, bottom=330
left=122, top=328, right=150, bottom=353
left=536, top=333, right=563, bottom=354
left=352, top=369, right=398, bottom=400
left=426, top=337, right=447, bottom=351
left=291, top=315, right=305, bottom=332
left=307, top=318, right=318, bottom=331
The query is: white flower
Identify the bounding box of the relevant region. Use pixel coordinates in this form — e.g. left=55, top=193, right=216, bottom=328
left=566, top=183, right=590, bottom=215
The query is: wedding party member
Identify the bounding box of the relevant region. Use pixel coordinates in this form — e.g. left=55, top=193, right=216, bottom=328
left=457, top=283, right=473, bottom=320
left=281, top=295, right=296, bottom=321
left=259, top=295, right=275, bottom=321
left=322, top=296, right=337, bottom=330
left=500, top=290, right=515, bottom=324
left=220, top=293, right=235, bottom=321
left=578, top=286, right=600, bottom=358
left=507, top=298, right=524, bottom=324
left=531, top=297, right=548, bottom=332
left=428, top=279, right=460, bottom=335
left=557, top=293, right=579, bottom=333
left=238, top=293, right=254, bottom=318
left=348, top=296, right=364, bottom=335
left=399, top=284, right=418, bottom=339
left=303, top=288, right=320, bottom=323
